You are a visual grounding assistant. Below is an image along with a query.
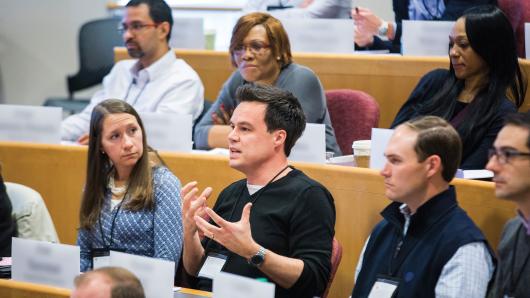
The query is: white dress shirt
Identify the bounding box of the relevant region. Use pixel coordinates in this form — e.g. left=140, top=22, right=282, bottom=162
left=61, top=49, right=204, bottom=141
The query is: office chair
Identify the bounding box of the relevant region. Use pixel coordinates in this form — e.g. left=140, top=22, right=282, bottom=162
left=44, top=17, right=123, bottom=115
left=326, top=89, right=380, bottom=155
left=322, top=237, right=343, bottom=298
left=498, top=0, right=530, bottom=58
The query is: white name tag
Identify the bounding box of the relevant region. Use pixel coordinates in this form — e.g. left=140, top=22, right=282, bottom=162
left=213, top=271, right=275, bottom=298
left=198, top=252, right=227, bottom=280
left=368, top=278, right=399, bottom=298
left=11, top=237, right=80, bottom=289
left=109, top=251, right=175, bottom=298
left=93, top=256, right=110, bottom=269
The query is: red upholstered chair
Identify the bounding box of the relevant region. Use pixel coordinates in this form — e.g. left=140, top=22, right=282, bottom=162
left=498, top=0, right=530, bottom=57
left=322, top=237, right=343, bottom=298
left=326, top=90, right=380, bottom=155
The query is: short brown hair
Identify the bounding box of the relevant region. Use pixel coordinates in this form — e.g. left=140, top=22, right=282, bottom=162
left=236, top=84, right=305, bottom=156
left=74, top=267, right=145, bottom=298
left=229, top=12, right=292, bottom=68
left=403, top=116, right=462, bottom=182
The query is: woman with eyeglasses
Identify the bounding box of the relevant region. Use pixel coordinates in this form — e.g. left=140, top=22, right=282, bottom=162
left=193, top=12, right=341, bottom=156
left=77, top=99, right=183, bottom=272
left=390, top=5, right=526, bottom=169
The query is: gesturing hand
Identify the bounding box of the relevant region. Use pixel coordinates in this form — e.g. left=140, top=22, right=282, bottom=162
left=181, top=181, right=212, bottom=238
left=195, top=203, right=259, bottom=260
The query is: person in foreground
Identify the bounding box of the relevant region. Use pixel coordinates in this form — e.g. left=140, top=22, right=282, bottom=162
left=71, top=266, right=145, bottom=298
left=352, top=0, right=496, bottom=53
left=77, top=99, right=182, bottom=272
left=391, top=5, right=526, bottom=169
left=486, top=112, right=530, bottom=298
left=352, top=116, right=494, bottom=298
left=193, top=12, right=341, bottom=156
left=182, top=85, right=336, bottom=298
left=61, top=0, right=204, bottom=144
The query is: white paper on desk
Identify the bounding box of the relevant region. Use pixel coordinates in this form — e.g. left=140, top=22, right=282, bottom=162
left=169, top=18, right=204, bottom=49
left=455, top=169, right=493, bottom=180
left=370, top=128, right=394, bottom=170
left=277, top=18, right=354, bottom=53
left=289, top=123, right=326, bottom=164
left=11, top=237, right=79, bottom=289
left=402, top=20, right=454, bottom=56
left=139, top=112, right=192, bottom=152
left=109, top=251, right=174, bottom=298
left=213, top=271, right=275, bottom=298
left=0, top=104, right=61, bottom=144
left=524, top=23, right=530, bottom=59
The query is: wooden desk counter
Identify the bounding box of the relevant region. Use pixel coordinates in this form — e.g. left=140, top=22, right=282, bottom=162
left=0, top=141, right=516, bottom=298
left=0, top=279, right=71, bottom=298
left=115, top=48, right=530, bottom=128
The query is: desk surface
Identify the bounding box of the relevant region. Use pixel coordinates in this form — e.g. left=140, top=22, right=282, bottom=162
left=0, top=279, right=211, bottom=298
left=0, top=141, right=516, bottom=298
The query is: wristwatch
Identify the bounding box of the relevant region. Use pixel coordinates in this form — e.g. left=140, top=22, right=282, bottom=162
left=248, top=246, right=266, bottom=267
left=378, top=21, right=389, bottom=37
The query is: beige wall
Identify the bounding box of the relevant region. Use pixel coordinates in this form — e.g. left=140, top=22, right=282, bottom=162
left=0, top=0, right=108, bottom=106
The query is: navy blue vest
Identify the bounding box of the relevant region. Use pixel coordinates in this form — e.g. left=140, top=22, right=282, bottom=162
left=352, top=187, right=493, bottom=298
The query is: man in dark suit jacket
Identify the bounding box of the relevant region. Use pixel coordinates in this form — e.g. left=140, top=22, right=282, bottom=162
left=353, top=0, right=497, bottom=53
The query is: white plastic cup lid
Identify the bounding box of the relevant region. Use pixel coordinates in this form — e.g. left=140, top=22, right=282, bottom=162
left=352, top=140, right=371, bottom=150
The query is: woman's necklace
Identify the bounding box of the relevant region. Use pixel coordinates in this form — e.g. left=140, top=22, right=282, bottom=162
left=108, top=174, right=128, bottom=196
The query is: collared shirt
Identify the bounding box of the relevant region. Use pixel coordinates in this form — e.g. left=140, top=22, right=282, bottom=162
left=355, top=202, right=494, bottom=297
left=409, top=0, right=446, bottom=20
left=61, top=49, right=204, bottom=141
left=517, top=210, right=530, bottom=236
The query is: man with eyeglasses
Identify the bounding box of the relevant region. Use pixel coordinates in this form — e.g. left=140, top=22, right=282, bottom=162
left=61, top=0, right=204, bottom=144
left=486, top=112, right=530, bottom=298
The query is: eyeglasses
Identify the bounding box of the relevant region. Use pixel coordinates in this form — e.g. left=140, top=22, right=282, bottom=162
left=117, top=22, right=158, bottom=34
left=233, top=41, right=271, bottom=57
left=488, top=148, right=530, bottom=164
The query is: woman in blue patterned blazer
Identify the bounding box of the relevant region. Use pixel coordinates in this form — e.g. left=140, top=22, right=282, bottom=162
left=77, top=99, right=183, bottom=272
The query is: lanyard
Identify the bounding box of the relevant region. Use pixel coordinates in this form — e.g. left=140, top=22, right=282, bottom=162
left=204, top=165, right=291, bottom=253
left=123, top=77, right=148, bottom=106
left=227, top=165, right=291, bottom=222
left=98, top=189, right=129, bottom=249
left=506, top=225, right=530, bottom=295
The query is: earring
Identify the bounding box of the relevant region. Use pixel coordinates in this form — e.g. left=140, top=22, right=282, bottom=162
left=276, top=56, right=281, bottom=60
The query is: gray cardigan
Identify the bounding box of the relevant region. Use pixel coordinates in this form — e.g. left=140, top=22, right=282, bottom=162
left=193, top=63, right=341, bottom=155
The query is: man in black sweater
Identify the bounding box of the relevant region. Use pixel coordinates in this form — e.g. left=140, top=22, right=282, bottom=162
left=486, top=112, right=530, bottom=298
left=0, top=164, right=17, bottom=257
left=181, top=84, right=336, bottom=298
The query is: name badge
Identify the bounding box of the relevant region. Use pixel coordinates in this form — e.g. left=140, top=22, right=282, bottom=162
left=368, top=276, right=400, bottom=298
left=197, top=252, right=228, bottom=280
left=91, top=248, right=110, bottom=270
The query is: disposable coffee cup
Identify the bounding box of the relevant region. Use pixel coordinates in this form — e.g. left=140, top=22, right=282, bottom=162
left=352, top=140, right=371, bottom=168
